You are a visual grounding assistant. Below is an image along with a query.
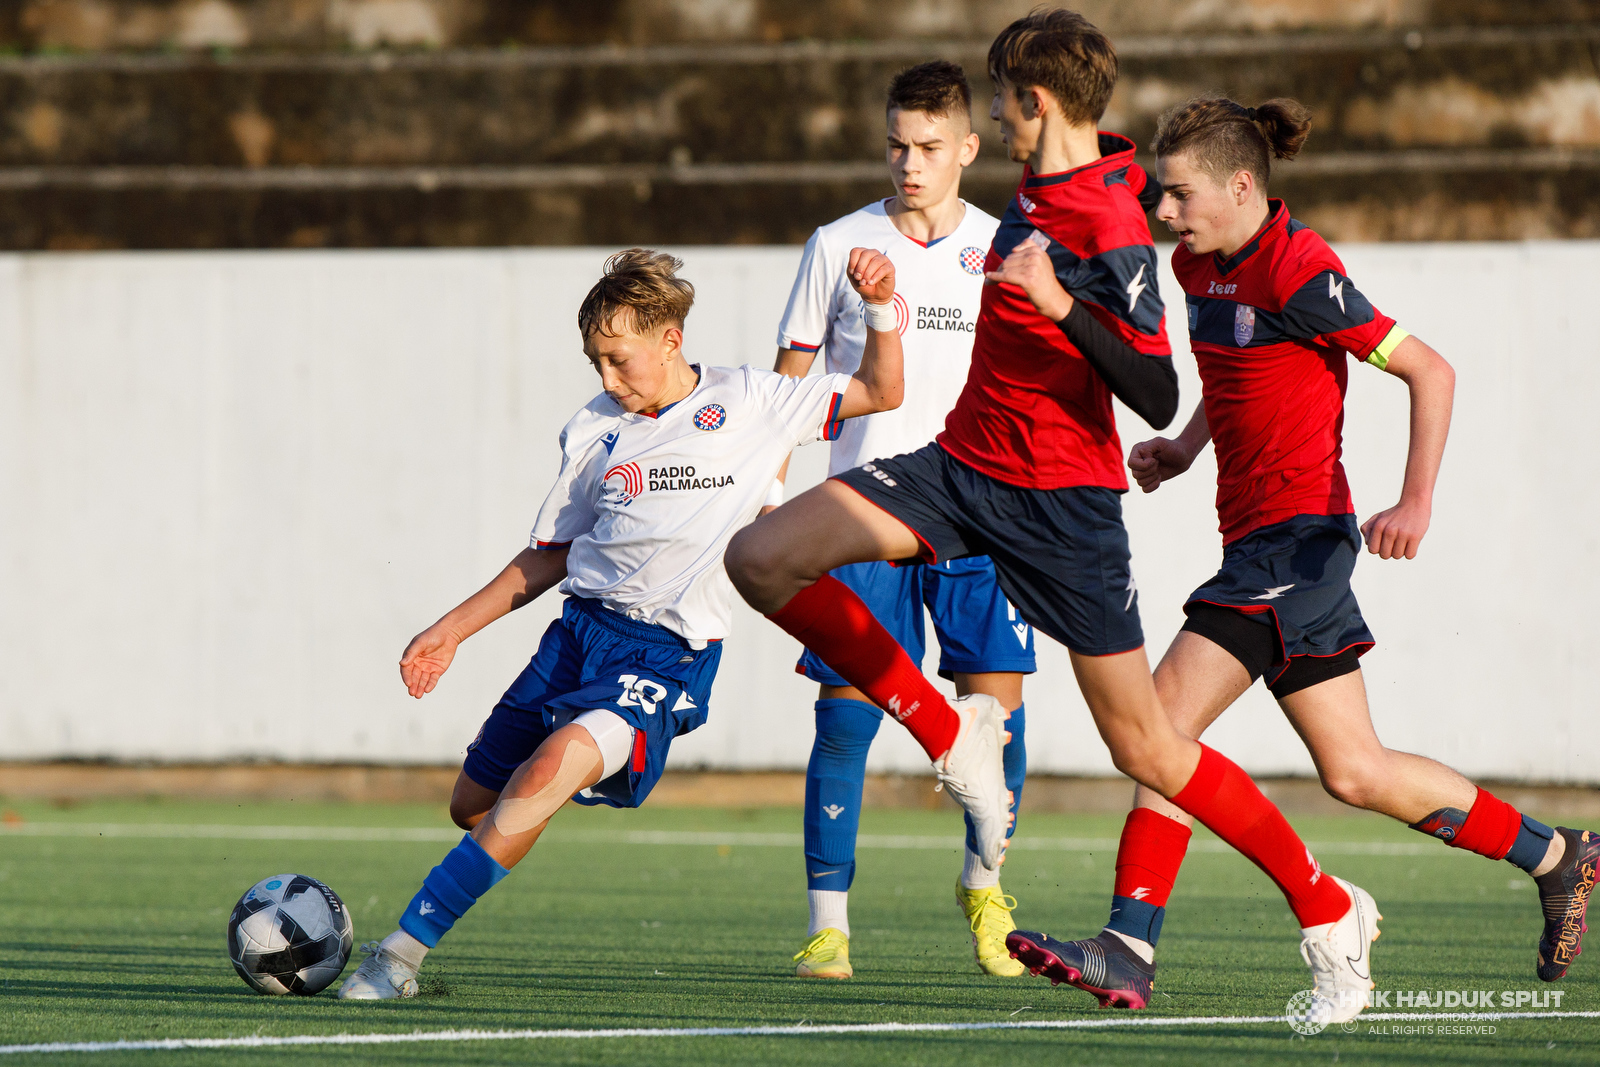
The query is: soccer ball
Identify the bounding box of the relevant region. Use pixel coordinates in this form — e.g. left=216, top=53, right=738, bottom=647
left=227, top=873, right=354, bottom=995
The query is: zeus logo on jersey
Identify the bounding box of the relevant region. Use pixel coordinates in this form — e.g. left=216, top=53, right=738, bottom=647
left=648, top=465, right=735, bottom=492
left=1206, top=281, right=1238, bottom=295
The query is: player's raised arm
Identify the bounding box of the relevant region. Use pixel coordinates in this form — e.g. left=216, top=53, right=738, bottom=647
left=398, top=546, right=571, bottom=698
left=985, top=238, right=1178, bottom=428
left=1358, top=334, right=1455, bottom=560
left=833, top=247, right=905, bottom=419
left=1128, top=403, right=1211, bottom=494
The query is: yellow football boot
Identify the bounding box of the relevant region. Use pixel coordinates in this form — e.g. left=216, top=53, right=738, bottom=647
left=793, top=928, right=853, bottom=979
left=957, top=881, right=1026, bottom=976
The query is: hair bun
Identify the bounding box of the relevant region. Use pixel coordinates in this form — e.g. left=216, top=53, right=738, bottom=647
left=1244, top=106, right=1259, bottom=121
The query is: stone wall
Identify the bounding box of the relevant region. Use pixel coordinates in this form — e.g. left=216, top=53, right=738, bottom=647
left=0, top=1, right=1595, bottom=246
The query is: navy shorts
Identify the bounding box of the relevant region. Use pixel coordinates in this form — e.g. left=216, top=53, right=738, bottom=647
left=1184, top=513, right=1375, bottom=687
left=462, top=597, right=722, bottom=809
left=797, top=555, right=1037, bottom=685
left=832, top=443, right=1143, bottom=656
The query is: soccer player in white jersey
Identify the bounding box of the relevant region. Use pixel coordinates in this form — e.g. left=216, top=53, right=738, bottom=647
left=774, top=62, right=1036, bottom=981
left=339, top=247, right=907, bottom=999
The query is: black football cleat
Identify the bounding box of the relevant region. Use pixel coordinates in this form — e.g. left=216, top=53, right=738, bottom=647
left=1536, top=827, right=1600, bottom=981
left=1006, top=929, right=1154, bottom=1009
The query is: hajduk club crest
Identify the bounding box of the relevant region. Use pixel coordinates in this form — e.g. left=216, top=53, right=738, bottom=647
left=959, top=247, right=986, bottom=275
left=693, top=404, right=727, bottom=431
left=1233, top=304, right=1256, bottom=346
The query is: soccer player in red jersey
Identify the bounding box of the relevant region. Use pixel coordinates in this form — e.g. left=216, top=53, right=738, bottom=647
left=1019, top=96, right=1599, bottom=1012
left=727, top=10, right=1379, bottom=1018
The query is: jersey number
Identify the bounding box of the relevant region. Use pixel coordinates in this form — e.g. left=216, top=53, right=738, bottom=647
left=616, top=674, right=668, bottom=715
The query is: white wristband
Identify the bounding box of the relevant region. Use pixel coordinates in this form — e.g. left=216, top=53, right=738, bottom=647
left=862, top=298, right=897, bottom=333
left=764, top=479, right=784, bottom=508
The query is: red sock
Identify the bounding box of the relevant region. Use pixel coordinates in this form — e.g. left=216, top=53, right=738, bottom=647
left=1450, top=789, right=1521, bottom=860
left=1112, top=807, right=1193, bottom=909
left=768, top=575, right=959, bottom=759
left=1171, top=744, right=1351, bottom=928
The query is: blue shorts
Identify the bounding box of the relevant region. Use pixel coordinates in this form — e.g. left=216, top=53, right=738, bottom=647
left=796, top=556, right=1037, bottom=685
left=462, top=597, right=722, bottom=809
left=1185, top=514, right=1375, bottom=685
left=832, top=442, right=1143, bottom=656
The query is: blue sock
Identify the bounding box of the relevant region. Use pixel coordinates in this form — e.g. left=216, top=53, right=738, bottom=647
left=804, top=699, right=882, bottom=892
left=398, top=833, right=509, bottom=948
left=965, top=703, right=1026, bottom=855
left=1107, top=897, right=1166, bottom=945
left=1505, top=815, right=1557, bottom=873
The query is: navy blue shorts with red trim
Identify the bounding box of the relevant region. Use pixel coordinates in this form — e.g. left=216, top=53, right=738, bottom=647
left=462, top=596, right=721, bottom=808
left=1184, top=513, right=1375, bottom=686
left=832, top=442, right=1143, bottom=657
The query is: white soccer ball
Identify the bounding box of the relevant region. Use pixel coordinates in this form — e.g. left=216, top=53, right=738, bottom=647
left=227, top=873, right=354, bottom=995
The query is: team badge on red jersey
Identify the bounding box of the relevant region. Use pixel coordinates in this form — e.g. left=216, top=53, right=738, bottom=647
left=1233, top=304, right=1256, bottom=347
left=960, top=247, right=986, bottom=275
left=693, top=404, right=727, bottom=431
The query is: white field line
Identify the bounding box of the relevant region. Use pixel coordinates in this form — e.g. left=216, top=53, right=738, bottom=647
left=3, top=1012, right=1596, bottom=1055
left=0, top=822, right=1449, bottom=856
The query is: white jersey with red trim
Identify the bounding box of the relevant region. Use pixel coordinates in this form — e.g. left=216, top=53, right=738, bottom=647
left=531, top=364, right=853, bottom=646
left=777, top=198, right=998, bottom=476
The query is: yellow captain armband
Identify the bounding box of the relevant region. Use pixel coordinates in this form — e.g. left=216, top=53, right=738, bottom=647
left=1365, top=326, right=1410, bottom=370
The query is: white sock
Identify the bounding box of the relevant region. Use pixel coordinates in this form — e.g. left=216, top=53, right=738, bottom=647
left=1103, top=927, right=1155, bottom=965
left=380, top=928, right=429, bottom=972
left=960, top=847, right=1001, bottom=890
left=808, top=890, right=849, bottom=937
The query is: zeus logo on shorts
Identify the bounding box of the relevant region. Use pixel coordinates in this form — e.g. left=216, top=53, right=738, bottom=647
left=617, top=674, right=668, bottom=715
left=860, top=462, right=897, bottom=488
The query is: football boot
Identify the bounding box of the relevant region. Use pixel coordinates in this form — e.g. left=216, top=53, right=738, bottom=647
left=337, top=941, right=420, bottom=1000
left=1297, top=876, right=1381, bottom=1024
left=1006, top=929, right=1154, bottom=1009
left=956, top=881, right=1025, bottom=977
left=1537, top=827, right=1600, bottom=981
left=932, top=695, right=1011, bottom=870
left=794, top=928, right=852, bottom=979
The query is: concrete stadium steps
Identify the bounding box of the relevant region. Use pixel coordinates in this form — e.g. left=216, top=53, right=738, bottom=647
left=5, top=163, right=1597, bottom=249
left=0, top=5, right=1595, bottom=245
left=7, top=1, right=1600, bottom=51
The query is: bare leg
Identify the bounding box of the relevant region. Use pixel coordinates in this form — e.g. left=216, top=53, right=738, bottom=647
left=1131, top=631, right=1256, bottom=825
left=1069, top=647, right=1201, bottom=798
left=726, top=480, right=921, bottom=612
left=1280, top=670, right=1563, bottom=874
left=469, top=724, right=606, bottom=870
left=448, top=771, right=500, bottom=831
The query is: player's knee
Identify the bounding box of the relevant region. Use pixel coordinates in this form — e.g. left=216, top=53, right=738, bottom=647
left=723, top=527, right=775, bottom=591
left=448, top=801, right=481, bottom=831
left=1319, top=765, right=1382, bottom=810
left=448, top=771, right=500, bottom=830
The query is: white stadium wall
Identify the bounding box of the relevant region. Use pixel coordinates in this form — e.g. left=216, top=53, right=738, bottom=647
left=1, top=242, right=1596, bottom=782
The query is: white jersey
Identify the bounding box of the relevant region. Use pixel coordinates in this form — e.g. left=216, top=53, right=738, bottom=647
left=777, top=198, right=998, bottom=475
left=531, top=364, right=853, bottom=646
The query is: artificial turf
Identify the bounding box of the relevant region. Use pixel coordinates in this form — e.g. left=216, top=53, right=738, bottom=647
left=0, top=795, right=1595, bottom=1065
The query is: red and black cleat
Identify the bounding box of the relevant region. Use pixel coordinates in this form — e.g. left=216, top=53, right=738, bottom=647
left=1536, top=827, right=1600, bottom=982
left=1005, top=929, right=1154, bottom=1009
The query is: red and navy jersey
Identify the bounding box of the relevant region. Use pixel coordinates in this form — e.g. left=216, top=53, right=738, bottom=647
left=939, top=133, right=1170, bottom=491
left=1175, top=200, right=1409, bottom=544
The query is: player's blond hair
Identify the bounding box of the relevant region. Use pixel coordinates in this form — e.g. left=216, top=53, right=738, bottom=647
left=1153, top=97, right=1312, bottom=187
left=578, top=248, right=696, bottom=339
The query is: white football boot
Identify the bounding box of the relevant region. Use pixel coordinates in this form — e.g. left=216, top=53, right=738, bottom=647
left=931, top=694, right=1011, bottom=870
left=337, top=941, right=420, bottom=1000
left=1298, top=876, right=1382, bottom=1024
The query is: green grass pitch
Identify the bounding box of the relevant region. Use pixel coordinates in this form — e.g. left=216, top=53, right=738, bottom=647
left=0, top=796, right=1596, bottom=1065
